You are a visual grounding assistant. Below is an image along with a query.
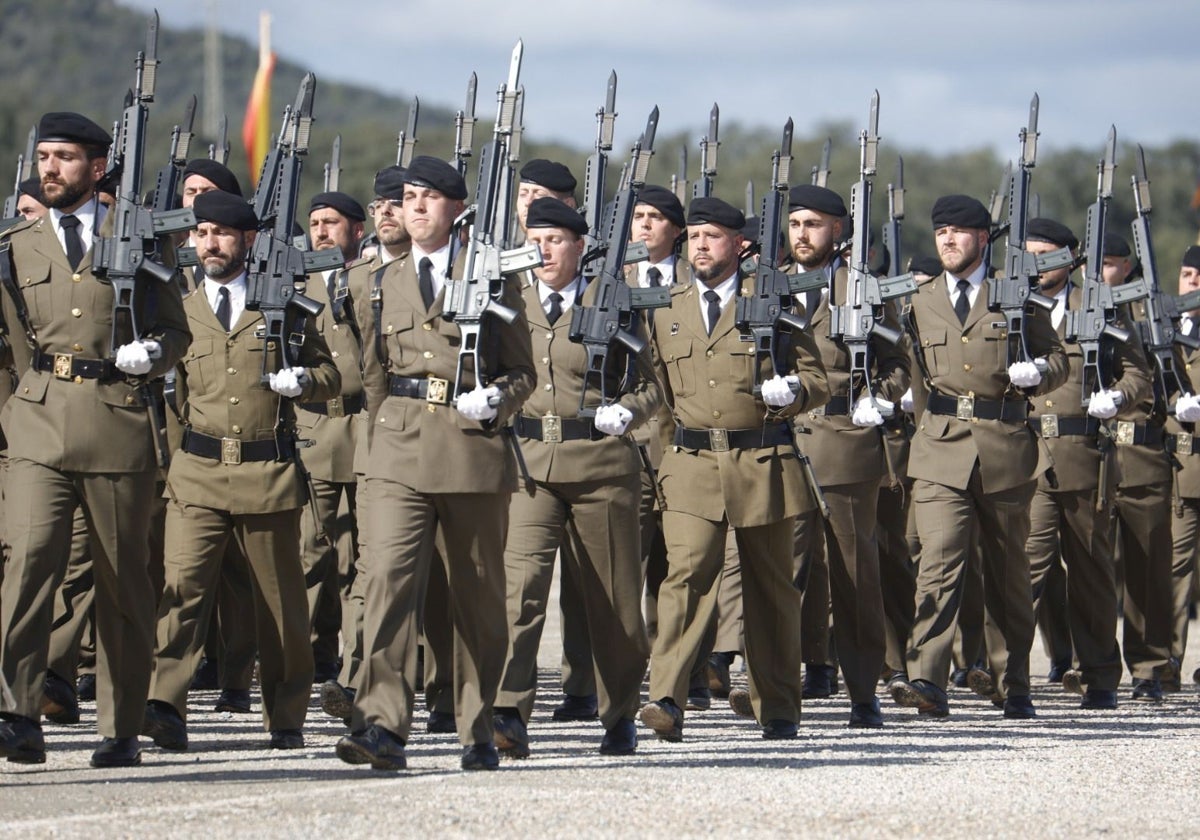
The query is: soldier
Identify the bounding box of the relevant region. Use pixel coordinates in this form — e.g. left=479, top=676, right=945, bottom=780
left=0, top=112, right=191, bottom=767
left=639, top=197, right=829, bottom=742
left=335, top=156, right=534, bottom=771
left=492, top=197, right=657, bottom=758
left=1022, top=218, right=1151, bottom=710
left=891, top=195, right=1068, bottom=719
left=15, top=178, right=46, bottom=220
left=515, top=158, right=578, bottom=233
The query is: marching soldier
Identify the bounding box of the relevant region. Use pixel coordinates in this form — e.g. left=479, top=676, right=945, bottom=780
left=515, top=158, right=578, bottom=234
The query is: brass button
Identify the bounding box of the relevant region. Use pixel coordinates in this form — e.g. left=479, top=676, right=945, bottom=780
left=544, top=383, right=552, bottom=391
left=1045, top=399, right=1053, bottom=407
left=379, top=416, right=386, bottom=423
left=332, top=324, right=339, bottom=331
left=708, top=380, right=717, bottom=388
left=70, top=307, right=82, bottom=317
left=72, top=273, right=82, bottom=282
left=232, top=425, right=241, bottom=434
left=961, top=336, right=969, bottom=343
left=706, top=350, right=714, bottom=357
left=226, top=340, right=235, bottom=348
left=545, top=332, right=553, bottom=340
left=332, top=351, right=340, bottom=359
left=422, top=323, right=432, bottom=331
left=125, top=396, right=137, bottom=405
left=541, top=357, right=550, bottom=365
left=427, top=404, right=436, bottom=412
left=73, top=375, right=82, bottom=384
left=72, top=343, right=83, bottom=352
left=227, top=367, right=236, bottom=374
left=22, top=386, right=29, bottom=393
left=423, top=350, right=434, bottom=359
left=712, top=410, right=721, bottom=419
left=229, top=396, right=239, bottom=405
left=963, top=364, right=972, bottom=371
left=23, top=277, right=31, bottom=285
left=385, top=324, right=394, bottom=334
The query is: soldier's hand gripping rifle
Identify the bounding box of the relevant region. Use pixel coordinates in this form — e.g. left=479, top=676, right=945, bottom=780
left=442, top=41, right=541, bottom=403
left=1, top=126, right=36, bottom=233
left=568, top=106, right=667, bottom=416
left=691, top=104, right=719, bottom=200
left=882, top=156, right=904, bottom=278
left=989, top=94, right=1073, bottom=366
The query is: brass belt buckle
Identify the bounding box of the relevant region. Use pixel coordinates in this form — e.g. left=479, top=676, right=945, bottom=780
left=425, top=376, right=450, bottom=406
left=53, top=353, right=74, bottom=380
left=326, top=396, right=345, bottom=418
left=1177, top=432, right=1194, bottom=456
left=542, top=414, right=562, bottom=443
left=1040, top=413, right=1059, bottom=438
left=708, top=428, right=730, bottom=452
left=220, top=438, right=242, bottom=465
left=1115, top=420, right=1135, bottom=446
left=956, top=395, right=975, bottom=421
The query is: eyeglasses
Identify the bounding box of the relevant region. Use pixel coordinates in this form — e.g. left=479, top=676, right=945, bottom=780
left=368, top=198, right=403, bottom=213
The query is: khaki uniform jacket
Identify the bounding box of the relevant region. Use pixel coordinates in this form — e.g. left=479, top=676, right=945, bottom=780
left=1168, top=339, right=1200, bottom=498
left=907, top=272, right=1069, bottom=494
left=794, top=266, right=911, bottom=486
left=294, top=261, right=368, bottom=483
left=0, top=214, right=191, bottom=472
left=1028, top=283, right=1151, bottom=493
left=361, top=252, right=536, bottom=494
left=168, top=288, right=340, bottom=514
left=652, top=276, right=830, bottom=528
left=517, top=280, right=660, bottom=483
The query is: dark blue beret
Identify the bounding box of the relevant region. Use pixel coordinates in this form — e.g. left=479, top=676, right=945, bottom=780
left=37, top=111, right=111, bottom=148
left=687, top=197, right=745, bottom=231
left=525, top=197, right=587, bottom=236
left=310, top=191, right=365, bottom=222
left=931, top=194, right=990, bottom=230
left=193, top=190, right=258, bottom=231
left=519, top=159, right=577, bottom=193
left=403, top=156, right=467, bottom=200
left=637, top=185, right=686, bottom=229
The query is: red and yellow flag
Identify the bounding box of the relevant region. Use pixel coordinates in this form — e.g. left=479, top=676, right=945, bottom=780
left=242, top=12, right=275, bottom=186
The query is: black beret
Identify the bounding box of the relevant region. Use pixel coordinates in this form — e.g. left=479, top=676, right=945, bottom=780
left=310, top=191, right=365, bottom=222
left=740, top=215, right=760, bottom=241
left=1103, top=232, right=1132, bottom=258
left=637, top=184, right=686, bottom=229
left=687, top=197, right=745, bottom=231
left=525, top=196, right=588, bottom=236
left=908, top=255, right=943, bottom=277
left=18, top=177, right=41, bottom=200
left=1183, top=245, right=1200, bottom=271
left=373, top=165, right=406, bottom=200
left=930, top=194, right=990, bottom=230
left=192, top=190, right=258, bottom=231
left=182, top=159, right=243, bottom=197
left=1026, top=217, right=1079, bottom=251
left=403, top=155, right=467, bottom=200
left=788, top=184, right=847, bottom=217
left=37, top=111, right=111, bottom=148
left=519, top=159, right=577, bottom=193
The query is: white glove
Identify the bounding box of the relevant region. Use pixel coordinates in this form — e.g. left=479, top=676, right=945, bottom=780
left=594, top=403, right=633, bottom=436
left=1008, top=361, right=1043, bottom=388
left=1176, top=392, right=1200, bottom=422
left=900, top=388, right=914, bottom=413
left=851, top=396, right=886, bottom=427
left=1087, top=389, right=1123, bottom=420
left=114, top=340, right=158, bottom=375
left=456, top=385, right=501, bottom=421
left=761, top=375, right=800, bottom=408
left=268, top=367, right=307, bottom=398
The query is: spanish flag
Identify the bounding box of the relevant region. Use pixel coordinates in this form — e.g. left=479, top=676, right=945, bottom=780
left=242, top=12, right=275, bottom=186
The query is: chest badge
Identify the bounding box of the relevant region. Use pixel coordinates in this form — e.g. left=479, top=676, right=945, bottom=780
left=670, top=323, right=680, bottom=336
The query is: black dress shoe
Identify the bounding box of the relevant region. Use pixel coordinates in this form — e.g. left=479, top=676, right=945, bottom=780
left=707, top=653, right=733, bottom=698
left=1080, top=688, right=1118, bottom=710
left=427, top=710, right=457, bottom=733
left=336, top=723, right=406, bottom=770
left=1002, top=695, right=1037, bottom=719
left=966, top=666, right=995, bottom=699
left=141, top=701, right=188, bottom=751
left=461, top=741, right=500, bottom=771
left=1046, top=660, right=1071, bottom=683
left=320, top=680, right=355, bottom=720
left=42, top=671, right=80, bottom=725
left=1131, top=677, right=1164, bottom=702
left=214, top=688, right=252, bottom=714
left=727, top=688, right=755, bottom=719
left=762, top=719, right=798, bottom=739
left=685, top=685, right=712, bottom=711
left=802, top=663, right=837, bottom=699
left=552, top=693, right=599, bottom=721
left=76, top=673, right=97, bottom=702
left=1161, top=658, right=1182, bottom=693
left=0, top=714, right=46, bottom=764
left=190, top=658, right=219, bottom=691
left=1193, top=665, right=1200, bottom=685
left=269, top=729, right=304, bottom=750
left=639, top=699, right=683, bottom=742
left=90, top=736, right=142, bottom=768
left=848, top=698, right=883, bottom=728
left=312, top=660, right=340, bottom=684
left=599, top=718, right=637, bottom=756
left=949, top=667, right=969, bottom=688
left=891, top=678, right=950, bottom=718
left=492, top=709, right=530, bottom=759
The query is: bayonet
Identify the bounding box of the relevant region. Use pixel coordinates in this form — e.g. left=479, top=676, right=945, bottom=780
left=396, top=96, right=419, bottom=167
left=882, top=155, right=905, bottom=278
left=323, top=134, right=341, bottom=191
left=671, top=145, right=688, bottom=204
left=745, top=180, right=756, bottom=219
left=692, top=103, right=719, bottom=199
left=812, top=137, right=831, bottom=188
left=209, top=114, right=230, bottom=164
left=454, top=72, right=478, bottom=178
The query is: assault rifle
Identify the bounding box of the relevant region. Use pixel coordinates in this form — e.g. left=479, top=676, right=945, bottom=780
left=692, top=104, right=719, bottom=199
left=1, top=126, right=36, bottom=233
left=983, top=161, right=1011, bottom=272
left=882, top=156, right=904, bottom=278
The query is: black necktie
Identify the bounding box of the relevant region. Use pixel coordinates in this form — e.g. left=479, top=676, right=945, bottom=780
left=215, top=285, right=231, bottom=331
left=704, top=290, right=722, bottom=336
left=60, top=214, right=84, bottom=270
left=647, top=267, right=663, bottom=287
left=418, top=257, right=435, bottom=310
left=546, top=292, right=564, bottom=326
left=1188, top=318, right=1200, bottom=341
left=954, top=279, right=971, bottom=325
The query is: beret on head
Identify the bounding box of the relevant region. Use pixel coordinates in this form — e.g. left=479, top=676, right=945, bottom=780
left=687, top=196, right=745, bottom=231
left=636, top=184, right=686, bottom=229
left=192, top=190, right=258, bottom=231
left=403, top=156, right=468, bottom=200
left=930, top=194, right=990, bottom=230
left=519, top=159, right=577, bottom=193
left=373, top=165, right=406, bottom=200
left=525, top=196, right=588, bottom=236
left=908, top=255, right=944, bottom=277
left=740, top=215, right=760, bottom=241
left=788, top=184, right=847, bottom=218
left=1026, top=217, right=1079, bottom=251
left=310, top=191, right=365, bottom=222
left=1183, top=245, right=1200, bottom=271
left=182, top=159, right=243, bottom=197
left=18, top=177, right=41, bottom=200
left=1103, top=232, right=1132, bottom=258
left=37, top=111, right=111, bottom=148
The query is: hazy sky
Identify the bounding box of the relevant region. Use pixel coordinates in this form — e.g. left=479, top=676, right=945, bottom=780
left=130, top=0, right=1198, bottom=156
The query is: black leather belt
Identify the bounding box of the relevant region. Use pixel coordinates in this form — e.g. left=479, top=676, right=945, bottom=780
left=1166, top=432, right=1200, bottom=455
left=299, top=393, right=364, bottom=417
left=34, top=350, right=117, bottom=382
left=513, top=414, right=603, bottom=443
left=1111, top=421, right=1164, bottom=448
left=388, top=374, right=451, bottom=405
left=182, top=429, right=291, bottom=464
left=927, top=390, right=1028, bottom=421
left=1028, top=415, right=1101, bottom=438
left=674, top=423, right=792, bottom=452
left=813, top=395, right=851, bottom=416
